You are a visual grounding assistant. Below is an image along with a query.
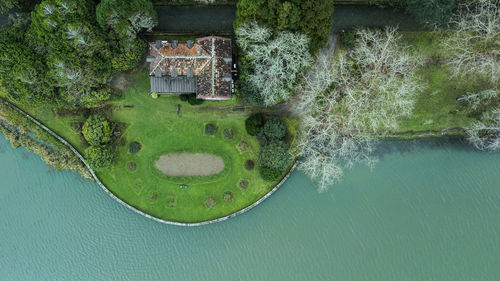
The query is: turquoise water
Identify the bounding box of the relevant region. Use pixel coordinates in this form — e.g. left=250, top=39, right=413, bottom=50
left=1, top=134, right=499, bottom=280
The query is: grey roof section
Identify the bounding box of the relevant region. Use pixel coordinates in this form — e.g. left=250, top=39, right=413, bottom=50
left=156, top=40, right=161, bottom=49
left=155, top=67, right=162, bottom=77
left=187, top=40, right=194, bottom=49
left=146, top=55, right=155, bottom=62
left=187, top=68, right=194, bottom=78
left=150, top=76, right=197, bottom=93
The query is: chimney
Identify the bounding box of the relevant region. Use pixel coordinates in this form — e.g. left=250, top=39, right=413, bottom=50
left=187, top=68, right=194, bottom=78
left=171, top=68, right=178, bottom=78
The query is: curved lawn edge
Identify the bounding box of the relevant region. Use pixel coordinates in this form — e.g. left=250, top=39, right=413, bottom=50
left=1, top=98, right=298, bottom=226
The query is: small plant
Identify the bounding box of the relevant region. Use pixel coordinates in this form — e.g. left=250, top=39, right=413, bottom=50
left=166, top=197, right=175, bottom=207
left=223, top=128, right=234, bottom=141
left=187, top=93, right=203, bottom=105
left=179, top=94, right=189, bottom=101
left=341, top=30, right=356, bottom=48
left=205, top=197, right=216, bottom=208
left=223, top=191, right=234, bottom=202
left=205, top=123, right=217, bottom=135
left=127, top=162, right=137, bottom=171
left=150, top=194, right=157, bottom=201
left=239, top=179, right=249, bottom=189
left=151, top=92, right=158, bottom=99
left=239, top=141, right=249, bottom=151
left=129, top=141, right=141, bottom=154
left=244, top=160, right=255, bottom=170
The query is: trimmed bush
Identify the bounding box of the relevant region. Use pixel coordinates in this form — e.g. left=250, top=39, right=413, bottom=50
left=239, top=141, right=249, bottom=151
left=82, top=114, right=113, bottom=146
left=84, top=145, right=114, bottom=169
left=223, top=191, right=234, bottom=202
left=239, top=179, right=249, bottom=189
left=179, top=94, right=189, bottom=101
left=245, top=113, right=264, bottom=136
left=205, top=123, right=217, bottom=135
left=187, top=93, right=204, bottom=105
left=262, top=118, right=286, bottom=140
left=244, top=159, right=255, bottom=170
left=205, top=197, right=216, bottom=208
left=260, top=166, right=283, bottom=181
left=127, top=162, right=137, bottom=171
left=151, top=92, right=158, bottom=99
left=223, top=128, right=234, bottom=141
left=259, top=141, right=290, bottom=171
left=129, top=141, right=141, bottom=154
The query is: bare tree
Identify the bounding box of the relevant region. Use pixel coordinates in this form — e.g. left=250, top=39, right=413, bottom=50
left=442, top=0, right=499, bottom=85
left=236, top=21, right=313, bottom=105
left=294, top=28, right=424, bottom=191
left=467, top=107, right=500, bottom=151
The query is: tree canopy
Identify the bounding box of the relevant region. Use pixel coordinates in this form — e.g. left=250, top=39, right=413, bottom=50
left=82, top=114, right=113, bottom=146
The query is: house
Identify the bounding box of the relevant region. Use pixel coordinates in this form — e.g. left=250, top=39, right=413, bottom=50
left=147, top=36, right=233, bottom=100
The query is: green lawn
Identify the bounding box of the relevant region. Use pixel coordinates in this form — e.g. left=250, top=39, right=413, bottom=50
left=14, top=65, right=296, bottom=223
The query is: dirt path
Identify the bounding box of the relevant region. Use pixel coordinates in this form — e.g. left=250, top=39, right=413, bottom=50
left=155, top=153, right=224, bottom=176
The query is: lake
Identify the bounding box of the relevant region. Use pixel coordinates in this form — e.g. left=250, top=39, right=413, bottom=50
left=1, top=134, right=499, bottom=280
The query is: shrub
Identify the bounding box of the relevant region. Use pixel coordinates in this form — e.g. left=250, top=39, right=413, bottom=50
left=405, top=0, right=455, bottom=27
left=127, top=162, right=137, bottom=171
left=84, top=145, right=114, bottom=169
left=341, top=30, right=356, bottom=48
left=129, top=141, right=142, bottom=154
left=151, top=92, right=158, bottom=99
left=180, top=94, right=189, bottom=101
left=205, top=123, right=217, bottom=136
left=245, top=113, right=264, bottom=136
left=239, top=141, right=249, bottom=151
left=239, top=179, right=249, bottom=189
left=166, top=197, right=175, bottom=207
left=82, top=115, right=113, bottom=146
left=187, top=93, right=204, bottom=105
left=260, top=166, right=283, bottom=181
left=223, top=128, right=234, bottom=141
left=262, top=118, right=286, bottom=140
left=259, top=141, right=290, bottom=171
left=205, top=197, right=216, bottom=208
left=223, top=191, right=233, bottom=202
left=244, top=159, right=255, bottom=170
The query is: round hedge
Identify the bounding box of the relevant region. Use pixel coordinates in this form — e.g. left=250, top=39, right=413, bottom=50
left=223, top=191, right=234, bottom=202
left=129, top=141, right=142, bottom=154
left=223, top=128, right=234, bottom=141
left=239, top=141, right=249, bottom=151
left=244, top=160, right=255, bottom=170
left=205, top=123, right=217, bottom=136
left=262, top=118, right=286, bottom=140
left=205, top=197, right=216, bottom=208
left=239, top=180, right=249, bottom=189
left=188, top=93, right=203, bottom=105
left=245, top=113, right=264, bottom=136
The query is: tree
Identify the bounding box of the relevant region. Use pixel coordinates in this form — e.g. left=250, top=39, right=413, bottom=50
left=441, top=0, right=499, bottom=87
left=84, top=145, right=114, bottom=169
left=236, top=21, right=313, bottom=105
left=259, top=140, right=290, bottom=171
left=245, top=113, right=264, bottom=136
left=82, top=115, right=113, bottom=146
left=96, top=0, right=157, bottom=71
left=262, top=118, right=286, bottom=140
left=1, top=0, right=41, bottom=14
left=294, top=27, right=424, bottom=191
left=27, top=0, right=113, bottom=108
left=405, top=0, right=455, bottom=27
left=467, top=107, right=500, bottom=151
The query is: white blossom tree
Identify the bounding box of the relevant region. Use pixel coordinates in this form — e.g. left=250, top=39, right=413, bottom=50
left=294, top=28, right=425, bottom=191
left=467, top=107, right=500, bottom=151
left=236, top=21, right=313, bottom=105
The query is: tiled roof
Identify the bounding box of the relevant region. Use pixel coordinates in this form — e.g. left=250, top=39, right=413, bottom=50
left=148, top=36, right=232, bottom=100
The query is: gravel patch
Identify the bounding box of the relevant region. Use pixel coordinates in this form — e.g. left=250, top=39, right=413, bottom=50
left=155, top=153, right=224, bottom=176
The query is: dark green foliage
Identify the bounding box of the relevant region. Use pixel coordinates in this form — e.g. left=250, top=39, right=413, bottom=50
left=129, top=141, right=141, bottom=154
left=258, top=140, right=290, bottom=171
left=223, top=128, right=234, bottom=141
left=244, top=159, right=254, bottom=170
left=405, top=0, right=455, bottom=27
left=245, top=113, right=264, bottom=136
left=179, top=94, right=189, bottom=101
left=235, top=0, right=335, bottom=54
left=127, top=161, right=137, bottom=171
left=205, top=123, right=217, bottom=136
left=262, top=118, right=286, bottom=140
left=96, top=0, right=157, bottom=72
left=341, top=30, right=356, bottom=48
left=82, top=114, right=113, bottom=146
left=259, top=166, right=283, bottom=181
left=187, top=93, right=204, bottom=105
left=1, top=0, right=41, bottom=13
left=84, top=145, right=114, bottom=169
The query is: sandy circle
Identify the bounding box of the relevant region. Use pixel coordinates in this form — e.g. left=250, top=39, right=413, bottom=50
left=155, top=153, right=224, bottom=176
